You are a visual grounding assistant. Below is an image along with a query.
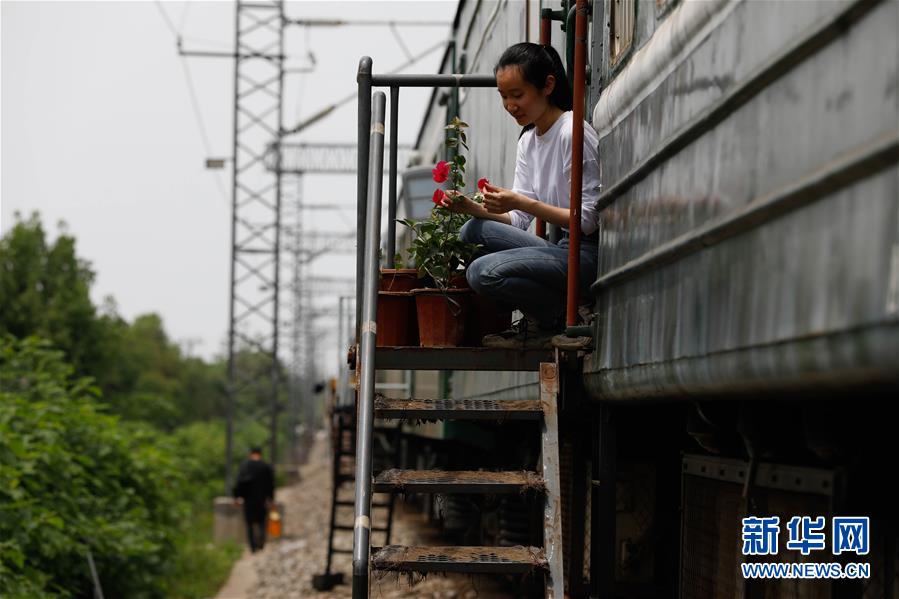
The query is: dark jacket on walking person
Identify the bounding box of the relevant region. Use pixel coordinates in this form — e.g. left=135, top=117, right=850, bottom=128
left=232, top=447, right=275, bottom=552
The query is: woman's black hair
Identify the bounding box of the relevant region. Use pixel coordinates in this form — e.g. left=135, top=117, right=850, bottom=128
left=494, top=42, right=573, bottom=112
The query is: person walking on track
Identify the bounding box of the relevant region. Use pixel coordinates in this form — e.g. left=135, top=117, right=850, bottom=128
left=232, top=446, right=275, bottom=553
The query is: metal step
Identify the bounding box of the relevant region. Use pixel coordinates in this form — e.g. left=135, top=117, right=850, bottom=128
left=374, top=395, right=543, bottom=421
left=375, top=346, right=553, bottom=371
left=371, top=545, right=546, bottom=574
left=373, top=469, right=544, bottom=494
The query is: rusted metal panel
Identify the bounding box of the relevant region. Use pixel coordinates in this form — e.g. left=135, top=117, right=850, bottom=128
left=374, top=395, right=543, bottom=420
left=680, top=457, right=835, bottom=598
left=371, top=545, right=547, bottom=574
left=372, top=468, right=545, bottom=494
left=539, top=362, right=565, bottom=599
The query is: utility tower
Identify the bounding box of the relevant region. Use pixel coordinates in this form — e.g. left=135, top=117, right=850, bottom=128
left=273, top=145, right=370, bottom=468
left=224, top=0, right=284, bottom=488
left=171, top=5, right=441, bottom=490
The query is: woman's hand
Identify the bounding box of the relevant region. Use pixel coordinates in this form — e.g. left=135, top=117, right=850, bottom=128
left=482, top=183, right=527, bottom=214
left=439, top=190, right=480, bottom=215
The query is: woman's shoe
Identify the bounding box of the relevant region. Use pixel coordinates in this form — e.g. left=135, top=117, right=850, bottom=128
left=551, top=333, right=593, bottom=351
left=481, top=318, right=556, bottom=349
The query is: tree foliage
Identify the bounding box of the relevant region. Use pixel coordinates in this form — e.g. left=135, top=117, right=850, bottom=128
left=0, top=337, right=187, bottom=597
left=0, top=214, right=261, bottom=597
left=0, top=214, right=227, bottom=430
left=0, top=214, right=109, bottom=378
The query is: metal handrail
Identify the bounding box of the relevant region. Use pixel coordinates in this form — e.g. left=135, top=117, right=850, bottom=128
left=352, top=59, right=495, bottom=598
left=565, top=0, right=588, bottom=328
left=352, top=89, right=385, bottom=599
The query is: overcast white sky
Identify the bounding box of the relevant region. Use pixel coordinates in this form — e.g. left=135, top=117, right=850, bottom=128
left=2, top=0, right=457, bottom=370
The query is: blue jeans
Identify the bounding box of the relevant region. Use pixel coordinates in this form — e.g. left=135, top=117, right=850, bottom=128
left=461, top=219, right=598, bottom=329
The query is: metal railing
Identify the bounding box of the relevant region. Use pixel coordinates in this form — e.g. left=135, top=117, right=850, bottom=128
left=351, top=12, right=590, bottom=584
left=351, top=59, right=494, bottom=597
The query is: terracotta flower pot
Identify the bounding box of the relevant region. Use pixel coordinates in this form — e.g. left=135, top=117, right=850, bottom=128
left=466, top=293, right=513, bottom=346
left=411, top=288, right=472, bottom=347
left=376, top=291, right=418, bottom=347
left=379, top=268, right=421, bottom=292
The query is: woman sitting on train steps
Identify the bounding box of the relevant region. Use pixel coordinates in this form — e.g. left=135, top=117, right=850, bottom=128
left=439, top=42, right=601, bottom=349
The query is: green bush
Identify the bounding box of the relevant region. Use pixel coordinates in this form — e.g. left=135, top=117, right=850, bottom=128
left=0, top=218, right=264, bottom=597
left=162, top=510, right=243, bottom=599
left=0, top=337, right=188, bottom=597
left=169, top=419, right=268, bottom=507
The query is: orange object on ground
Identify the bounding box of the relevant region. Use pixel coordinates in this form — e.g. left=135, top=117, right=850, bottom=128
left=267, top=509, right=281, bottom=538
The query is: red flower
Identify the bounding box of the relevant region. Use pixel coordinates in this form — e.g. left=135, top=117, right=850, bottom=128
left=432, top=188, right=445, bottom=205
left=477, top=177, right=490, bottom=191
left=432, top=161, right=450, bottom=183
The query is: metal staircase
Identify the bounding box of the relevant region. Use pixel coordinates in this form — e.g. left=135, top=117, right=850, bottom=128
left=365, top=361, right=565, bottom=597
left=314, top=404, right=398, bottom=590
left=351, top=3, right=589, bottom=589
left=349, top=85, right=570, bottom=598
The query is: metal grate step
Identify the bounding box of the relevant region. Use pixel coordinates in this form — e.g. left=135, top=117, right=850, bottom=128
left=373, top=469, right=544, bottom=494
left=375, top=346, right=553, bottom=371
left=371, top=545, right=546, bottom=574
left=374, top=395, right=543, bottom=421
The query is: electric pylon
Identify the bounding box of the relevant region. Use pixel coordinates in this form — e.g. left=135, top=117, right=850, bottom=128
left=224, top=0, right=284, bottom=489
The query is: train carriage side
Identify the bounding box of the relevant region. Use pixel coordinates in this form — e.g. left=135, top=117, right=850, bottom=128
left=586, top=0, right=899, bottom=400
left=584, top=0, right=899, bottom=597
left=403, top=0, right=898, bottom=596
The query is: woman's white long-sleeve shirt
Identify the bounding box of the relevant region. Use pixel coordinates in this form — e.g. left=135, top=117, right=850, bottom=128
left=508, top=110, right=601, bottom=236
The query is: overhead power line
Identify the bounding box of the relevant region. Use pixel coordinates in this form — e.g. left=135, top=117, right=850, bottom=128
left=283, top=38, right=448, bottom=136
left=153, top=0, right=230, bottom=206
left=178, top=60, right=230, bottom=206
left=153, top=0, right=179, bottom=37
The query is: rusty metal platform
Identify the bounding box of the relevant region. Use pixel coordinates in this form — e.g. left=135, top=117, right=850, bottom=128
left=374, top=395, right=543, bottom=420
left=374, top=346, right=553, bottom=371
left=371, top=545, right=547, bottom=574
left=373, top=469, right=544, bottom=494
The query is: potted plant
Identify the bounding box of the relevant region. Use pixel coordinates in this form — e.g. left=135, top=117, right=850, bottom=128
left=398, top=117, right=483, bottom=347
left=377, top=250, right=419, bottom=347
left=401, top=212, right=477, bottom=347
left=379, top=250, right=420, bottom=292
